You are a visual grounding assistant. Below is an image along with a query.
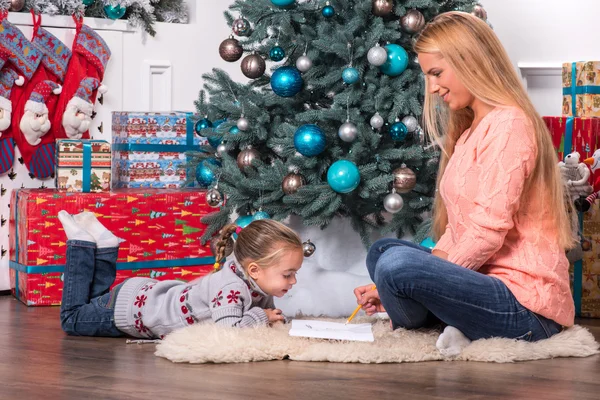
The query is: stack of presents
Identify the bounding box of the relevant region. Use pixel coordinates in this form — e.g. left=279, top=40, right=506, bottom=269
left=545, top=61, right=600, bottom=318
left=0, top=16, right=216, bottom=306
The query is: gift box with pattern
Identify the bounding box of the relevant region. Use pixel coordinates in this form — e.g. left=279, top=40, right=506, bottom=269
left=56, top=139, right=112, bottom=192
left=9, top=189, right=216, bottom=306
left=562, top=62, right=600, bottom=118
left=112, top=112, right=205, bottom=189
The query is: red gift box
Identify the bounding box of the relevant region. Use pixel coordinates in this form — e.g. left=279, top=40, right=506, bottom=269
left=9, top=189, right=217, bottom=306
left=544, top=116, right=600, bottom=162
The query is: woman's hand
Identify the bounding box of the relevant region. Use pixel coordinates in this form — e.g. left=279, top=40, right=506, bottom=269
left=353, top=285, right=385, bottom=315
left=432, top=249, right=448, bottom=260
left=265, top=308, right=285, bottom=324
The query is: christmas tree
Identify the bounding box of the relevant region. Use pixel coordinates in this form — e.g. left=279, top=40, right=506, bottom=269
left=90, top=172, right=101, bottom=191
left=189, top=0, right=487, bottom=247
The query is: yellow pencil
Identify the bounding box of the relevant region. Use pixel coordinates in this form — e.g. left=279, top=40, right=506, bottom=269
left=345, top=285, right=376, bottom=325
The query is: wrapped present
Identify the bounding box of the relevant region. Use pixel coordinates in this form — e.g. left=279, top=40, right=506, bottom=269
left=544, top=116, right=600, bottom=163
left=56, top=139, right=111, bottom=192
left=9, top=189, right=216, bottom=306
left=112, top=112, right=205, bottom=189
left=562, top=62, right=600, bottom=117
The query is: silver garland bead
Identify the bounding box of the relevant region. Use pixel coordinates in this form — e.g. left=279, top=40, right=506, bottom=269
left=367, top=44, right=388, bottom=66
left=370, top=112, right=384, bottom=129
left=296, top=55, right=313, bottom=72
left=237, top=116, right=249, bottom=131
left=338, top=120, right=358, bottom=142
left=401, top=115, right=418, bottom=132
left=384, top=191, right=404, bottom=213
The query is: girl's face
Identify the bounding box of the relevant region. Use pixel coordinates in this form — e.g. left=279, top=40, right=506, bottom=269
left=247, top=248, right=304, bottom=298
left=418, top=52, right=475, bottom=111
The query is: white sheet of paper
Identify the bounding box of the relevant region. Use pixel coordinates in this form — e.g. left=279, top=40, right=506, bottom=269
left=289, top=320, right=374, bottom=342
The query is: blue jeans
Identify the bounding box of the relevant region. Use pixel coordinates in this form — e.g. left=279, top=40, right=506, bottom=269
left=60, top=240, right=123, bottom=337
left=367, top=239, right=563, bottom=341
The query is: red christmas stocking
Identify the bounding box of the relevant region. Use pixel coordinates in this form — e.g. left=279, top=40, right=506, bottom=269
left=54, top=17, right=111, bottom=141
left=0, top=46, right=22, bottom=174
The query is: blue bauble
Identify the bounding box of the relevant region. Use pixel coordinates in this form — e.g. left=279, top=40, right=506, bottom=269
left=327, top=160, right=361, bottom=193
left=389, top=122, right=408, bottom=141
left=229, top=126, right=240, bottom=135
left=208, top=119, right=226, bottom=147
left=294, top=124, right=326, bottom=157
left=269, top=46, right=286, bottom=62
left=104, top=4, right=127, bottom=20
left=420, top=237, right=437, bottom=249
left=379, top=44, right=409, bottom=77
left=252, top=211, right=270, bottom=221
left=322, top=5, right=335, bottom=18
left=194, top=118, right=213, bottom=135
left=342, top=67, right=360, bottom=84
left=271, top=66, right=303, bottom=97
left=236, top=215, right=254, bottom=229
left=271, top=0, right=295, bottom=7
left=195, top=159, right=220, bottom=187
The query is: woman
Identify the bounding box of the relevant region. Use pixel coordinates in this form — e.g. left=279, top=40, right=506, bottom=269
left=354, top=12, right=574, bottom=356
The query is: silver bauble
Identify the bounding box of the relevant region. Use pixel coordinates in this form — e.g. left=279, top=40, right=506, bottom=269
left=372, top=0, right=394, bottom=17
left=296, top=55, right=313, bottom=72
left=367, top=44, right=388, bottom=66
left=282, top=172, right=306, bottom=195
left=400, top=9, right=426, bottom=34
left=472, top=4, right=488, bottom=20
left=232, top=17, right=252, bottom=37
left=219, top=37, right=244, bottom=62
left=370, top=112, right=385, bottom=129
left=206, top=188, right=223, bottom=207
left=10, top=0, right=25, bottom=12
left=401, top=115, right=418, bottom=132
left=384, top=192, right=404, bottom=213
left=237, top=147, right=261, bottom=168
left=240, top=54, right=266, bottom=79
left=338, top=121, right=358, bottom=143
left=392, top=166, right=417, bottom=193
left=237, top=117, right=249, bottom=131
left=302, top=240, right=316, bottom=257
left=216, top=143, right=228, bottom=158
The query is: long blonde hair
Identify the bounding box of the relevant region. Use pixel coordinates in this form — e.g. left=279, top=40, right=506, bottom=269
left=414, top=12, right=574, bottom=249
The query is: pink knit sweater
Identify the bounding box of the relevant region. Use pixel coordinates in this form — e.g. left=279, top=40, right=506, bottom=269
left=434, top=106, right=574, bottom=327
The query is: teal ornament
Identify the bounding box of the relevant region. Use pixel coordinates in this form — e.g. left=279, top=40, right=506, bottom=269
left=322, top=3, right=335, bottom=18
left=379, top=44, right=409, bottom=77
left=208, top=119, right=226, bottom=147
left=271, top=66, right=303, bottom=97
left=327, top=160, right=360, bottom=193
left=194, top=118, right=212, bottom=136
left=271, top=0, right=295, bottom=7
left=342, top=67, right=360, bottom=84
left=269, top=46, right=286, bottom=62
left=236, top=215, right=254, bottom=229
left=294, top=124, right=326, bottom=157
left=253, top=211, right=270, bottom=220
left=83, top=0, right=95, bottom=5
left=389, top=121, right=408, bottom=141
left=420, top=237, right=437, bottom=249
left=104, top=4, right=127, bottom=20
left=229, top=126, right=240, bottom=135
left=195, top=159, right=221, bottom=187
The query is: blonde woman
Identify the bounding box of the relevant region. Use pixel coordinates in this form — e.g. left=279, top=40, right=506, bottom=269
left=354, top=12, right=574, bottom=356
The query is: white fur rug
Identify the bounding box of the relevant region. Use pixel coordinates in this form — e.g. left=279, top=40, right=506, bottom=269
left=155, top=318, right=599, bottom=364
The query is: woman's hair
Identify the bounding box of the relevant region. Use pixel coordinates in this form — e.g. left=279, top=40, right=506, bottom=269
left=414, top=11, right=574, bottom=249
left=213, top=219, right=303, bottom=270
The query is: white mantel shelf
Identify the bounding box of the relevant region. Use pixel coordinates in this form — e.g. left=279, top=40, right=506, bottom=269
left=7, top=11, right=133, bottom=32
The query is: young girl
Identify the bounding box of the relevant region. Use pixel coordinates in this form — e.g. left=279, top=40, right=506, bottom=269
left=354, top=12, right=574, bottom=356
left=58, top=211, right=304, bottom=338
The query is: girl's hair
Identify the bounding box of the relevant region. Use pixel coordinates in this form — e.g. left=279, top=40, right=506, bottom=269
left=414, top=11, right=575, bottom=250
left=213, top=219, right=303, bottom=271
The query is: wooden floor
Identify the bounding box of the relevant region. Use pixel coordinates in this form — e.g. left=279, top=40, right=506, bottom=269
left=1, top=295, right=600, bottom=400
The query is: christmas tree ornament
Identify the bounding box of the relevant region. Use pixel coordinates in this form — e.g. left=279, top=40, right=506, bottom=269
left=82, top=0, right=95, bottom=6
left=269, top=45, right=286, bottom=62
left=380, top=44, right=409, bottom=77
left=194, top=117, right=212, bottom=135
left=367, top=43, right=388, bottom=67
left=420, top=237, right=436, bottom=249
left=282, top=172, right=306, bottom=194
left=237, top=116, right=249, bottom=131
left=294, top=124, right=326, bottom=157
left=472, top=4, right=488, bottom=20
left=237, top=146, right=261, bottom=168
left=296, top=54, right=312, bottom=72
left=342, top=67, right=360, bottom=84
left=370, top=112, right=385, bottom=129
left=384, top=190, right=404, bottom=213
left=216, top=143, right=228, bottom=158
left=195, top=159, right=221, bottom=187
left=104, top=4, right=127, bottom=20
left=401, top=115, right=418, bottom=132
left=236, top=215, right=254, bottom=229
left=206, top=187, right=224, bottom=207
left=322, top=2, right=335, bottom=18
left=338, top=120, right=358, bottom=143
left=393, top=164, right=417, bottom=193
left=389, top=121, right=408, bottom=141
left=252, top=210, right=270, bottom=220
left=400, top=9, right=426, bottom=34
left=302, top=240, right=316, bottom=257
left=327, top=160, right=361, bottom=193
left=372, top=0, right=394, bottom=17
left=241, top=54, right=266, bottom=79
left=9, top=0, right=25, bottom=12
left=219, top=36, right=244, bottom=62
left=208, top=135, right=223, bottom=148
left=229, top=126, right=240, bottom=135
left=271, top=66, right=303, bottom=97
left=415, top=126, right=425, bottom=144
left=271, top=0, right=295, bottom=7
left=232, top=17, right=252, bottom=37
